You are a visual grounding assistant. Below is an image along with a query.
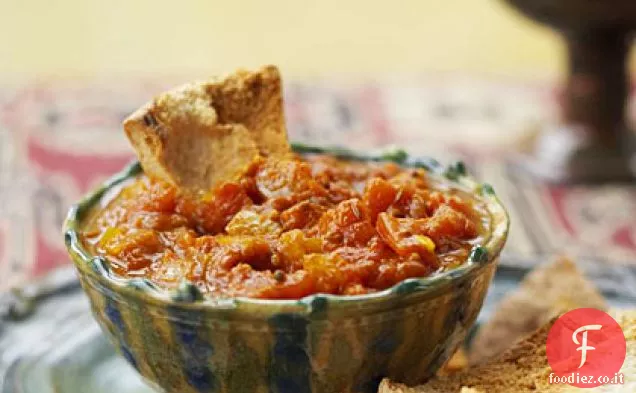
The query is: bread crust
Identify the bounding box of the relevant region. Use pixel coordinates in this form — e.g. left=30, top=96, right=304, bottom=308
left=379, top=318, right=561, bottom=393
left=123, top=65, right=290, bottom=192
left=380, top=309, right=635, bottom=393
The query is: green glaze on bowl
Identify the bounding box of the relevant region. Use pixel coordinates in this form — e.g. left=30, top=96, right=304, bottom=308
left=63, top=144, right=509, bottom=393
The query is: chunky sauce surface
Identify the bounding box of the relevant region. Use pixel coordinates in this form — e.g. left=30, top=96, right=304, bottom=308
left=83, top=155, right=489, bottom=299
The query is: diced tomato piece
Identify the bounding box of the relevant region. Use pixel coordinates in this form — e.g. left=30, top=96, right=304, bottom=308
left=129, top=212, right=188, bottom=231
left=256, top=159, right=328, bottom=210
left=225, top=208, right=282, bottom=238
left=363, top=178, right=397, bottom=222
left=389, top=170, right=428, bottom=191
left=150, top=250, right=189, bottom=285
left=423, top=205, right=477, bottom=243
left=100, top=228, right=163, bottom=273
left=303, top=254, right=348, bottom=294
left=396, top=260, right=430, bottom=279
left=274, top=230, right=323, bottom=270
left=318, top=199, right=375, bottom=250
left=375, top=213, right=437, bottom=266
left=279, top=201, right=326, bottom=231
left=425, top=191, right=447, bottom=215
left=135, top=179, right=178, bottom=212
left=211, top=236, right=273, bottom=271
left=176, top=182, right=250, bottom=234
left=253, top=270, right=316, bottom=299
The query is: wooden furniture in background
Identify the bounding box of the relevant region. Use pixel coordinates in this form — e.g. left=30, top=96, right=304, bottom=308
left=505, top=0, right=636, bottom=182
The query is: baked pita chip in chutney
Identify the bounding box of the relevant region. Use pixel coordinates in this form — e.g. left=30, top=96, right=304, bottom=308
left=123, top=65, right=291, bottom=193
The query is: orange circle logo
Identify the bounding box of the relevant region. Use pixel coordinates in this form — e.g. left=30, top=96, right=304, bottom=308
left=546, top=308, right=626, bottom=388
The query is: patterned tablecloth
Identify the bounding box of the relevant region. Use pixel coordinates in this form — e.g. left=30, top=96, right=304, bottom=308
left=1, top=75, right=635, bottom=291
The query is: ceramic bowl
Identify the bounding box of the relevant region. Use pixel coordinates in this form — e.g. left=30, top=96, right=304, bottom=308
left=63, top=145, right=509, bottom=393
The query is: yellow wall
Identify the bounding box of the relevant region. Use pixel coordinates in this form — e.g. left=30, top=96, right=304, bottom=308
left=0, top=0, right=619, bottom=80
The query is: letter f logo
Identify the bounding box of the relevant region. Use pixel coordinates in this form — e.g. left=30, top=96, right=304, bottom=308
left=572, top=324, right=602, bottom=368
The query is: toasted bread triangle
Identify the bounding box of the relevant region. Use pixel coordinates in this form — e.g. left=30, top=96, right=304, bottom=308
left=379, top=309, right=635, bottom=393
left=123, top=65, right=290, bottom=192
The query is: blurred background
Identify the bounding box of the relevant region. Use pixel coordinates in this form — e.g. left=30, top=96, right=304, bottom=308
left=3, top=0, right=635, bottom=80
left=1, top=0, right=636, bottom=290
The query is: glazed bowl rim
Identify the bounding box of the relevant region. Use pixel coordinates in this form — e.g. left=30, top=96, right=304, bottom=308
left=63, top=143, right=509, bottom=315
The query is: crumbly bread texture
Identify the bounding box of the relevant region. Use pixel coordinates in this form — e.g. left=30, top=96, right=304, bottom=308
left=469, top=256, right=607, bottom=364
left=582, top=309, right=635, bottom=392
left=123, top=65, right=290, bottom=192
left=379, top=309, right=635, bottom=393
left=379, top=317, right=560, bottom=393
